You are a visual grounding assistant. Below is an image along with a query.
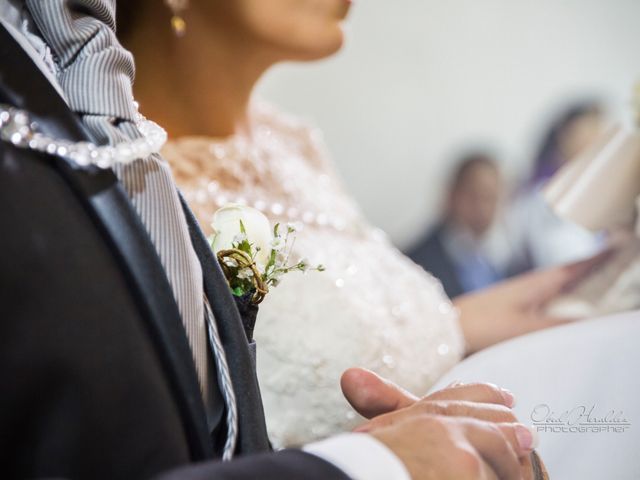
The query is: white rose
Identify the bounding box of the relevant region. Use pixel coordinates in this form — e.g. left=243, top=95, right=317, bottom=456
left=211, top=204, right=273, bottom=267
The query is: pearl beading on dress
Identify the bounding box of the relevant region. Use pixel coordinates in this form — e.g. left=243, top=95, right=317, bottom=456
left=178, top=124, right=353, bottom=233
left=0, top=104, right=167, bottom=168
left=184, top=177, right=350, bottom=234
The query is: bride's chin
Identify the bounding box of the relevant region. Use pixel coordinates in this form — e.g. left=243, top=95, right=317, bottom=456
left=289, top=32, right=346, bottom=62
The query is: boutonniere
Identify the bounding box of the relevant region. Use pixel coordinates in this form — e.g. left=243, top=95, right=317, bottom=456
left=210, top=204, right=325, bottom=306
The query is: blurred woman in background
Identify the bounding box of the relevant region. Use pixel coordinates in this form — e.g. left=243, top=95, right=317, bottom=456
left=507, top=101, right=607, bottom=271
left=117, top=0, right=600, bottom=447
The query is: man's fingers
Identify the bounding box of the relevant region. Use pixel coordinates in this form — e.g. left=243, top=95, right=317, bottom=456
left=427, top=400, right=518, bottom=423
left=462, top=420, right=525, bottom=480
left=354, top=406, right=416, bottom=432
left=497, top=424, right=541, bottom=480
left=498, top=423, right=539, bottom=457
left=342, top=373, right=517, bottom=422
left=426, top=382, right=516, bottom=408
left=366, top=412, right=541, bottom=480
left=355, top=399, right=518, bottom=433
left=341, top=368, right=417, bottom=419
left=478, top=460, right=500, bottom=480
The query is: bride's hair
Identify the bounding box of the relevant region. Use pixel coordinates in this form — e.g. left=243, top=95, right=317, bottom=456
left=528, top=100, right=603, bottom=186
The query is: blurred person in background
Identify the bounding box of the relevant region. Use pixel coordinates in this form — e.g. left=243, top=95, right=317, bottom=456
left=407, top=152, right=516, bottom=297
left=117, top=0, right=604, bottom=450
left=507, top=101, right=607, bottom=271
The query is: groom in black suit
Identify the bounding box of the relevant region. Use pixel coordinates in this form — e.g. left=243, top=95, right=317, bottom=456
left=0, top=2, right=542, bottom=479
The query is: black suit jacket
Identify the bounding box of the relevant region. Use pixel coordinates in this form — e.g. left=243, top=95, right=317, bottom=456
left=0, top=26, right=349, bottom=480
left=406, top=223, right=465, bottom=299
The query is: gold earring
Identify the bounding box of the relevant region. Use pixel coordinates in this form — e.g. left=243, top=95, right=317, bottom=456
left=165, top=0, right=189, bottom=37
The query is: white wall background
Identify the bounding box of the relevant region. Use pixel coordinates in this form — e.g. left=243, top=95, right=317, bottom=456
left=257, top=0, right=640, bottom=248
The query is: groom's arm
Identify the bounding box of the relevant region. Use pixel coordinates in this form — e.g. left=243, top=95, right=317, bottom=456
left=304, top=433, right=411, bottom=480
left=156, top=434, right=409, bottom=480
left=156, top=450, right=350, bottom=480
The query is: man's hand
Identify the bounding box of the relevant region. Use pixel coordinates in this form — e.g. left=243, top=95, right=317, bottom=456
left=341, top=368, right=515, bottom=420
left=341, top=368, right=539, bottom=479
left=371, top=414, right=535, bottom=480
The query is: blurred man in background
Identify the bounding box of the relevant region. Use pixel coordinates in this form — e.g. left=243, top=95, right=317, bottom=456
left=408, top=153, right=514, bottom=297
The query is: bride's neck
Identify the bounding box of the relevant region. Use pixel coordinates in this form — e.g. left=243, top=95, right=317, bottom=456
left=126, top=9, right=275, bottom=139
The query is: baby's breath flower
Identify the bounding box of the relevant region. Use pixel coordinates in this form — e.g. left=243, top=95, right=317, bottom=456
left=275, top=251, right=287, bottom=265
left=287, top=223, right=298, bottom=233
left=270, top=236, right=285, bottom=251
left=298, top=257, right=310, bottom=273
left=223, top=257, right=239, bottom=268
left=233, top=232, right=248, bottom=245
left=237, top=267, right=254, bottom=280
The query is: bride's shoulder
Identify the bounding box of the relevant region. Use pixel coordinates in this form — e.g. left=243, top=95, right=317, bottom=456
left=252, top=99, right=316, bottom=136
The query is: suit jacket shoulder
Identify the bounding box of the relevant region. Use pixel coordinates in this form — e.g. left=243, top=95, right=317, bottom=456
left=407, top=224, right=464, bottom=298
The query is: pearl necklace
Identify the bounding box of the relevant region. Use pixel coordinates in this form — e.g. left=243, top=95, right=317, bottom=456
left=0, top=103, right=167, bottom=168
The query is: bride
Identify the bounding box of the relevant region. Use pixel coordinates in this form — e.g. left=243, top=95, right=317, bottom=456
left=117, top=0, right=605, bottom=448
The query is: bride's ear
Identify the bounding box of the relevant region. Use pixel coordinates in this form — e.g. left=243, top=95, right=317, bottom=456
left=340, top=368, right=417, bottom=419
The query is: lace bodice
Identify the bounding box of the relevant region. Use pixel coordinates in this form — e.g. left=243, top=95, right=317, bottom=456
left=163, top=102, right=464, bottom=447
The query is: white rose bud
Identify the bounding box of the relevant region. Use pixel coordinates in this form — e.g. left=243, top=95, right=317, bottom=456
left=211, top=204, right=273, bottom=266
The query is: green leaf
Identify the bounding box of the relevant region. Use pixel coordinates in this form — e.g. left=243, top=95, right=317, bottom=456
left=238, top=240, right=252, bottom=255
left=232, top=286, right=244, bottom=297
left=266, top=248, right=277, bottom=274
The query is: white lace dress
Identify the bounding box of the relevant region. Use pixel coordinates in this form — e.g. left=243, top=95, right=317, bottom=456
left=163, top=102, right=464, bottom=447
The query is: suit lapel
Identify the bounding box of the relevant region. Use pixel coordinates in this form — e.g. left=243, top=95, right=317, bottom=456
left=0, top=26, right=213, bottom=460
left=82, top=179, right=214, bottom=460
left=180, top=195, right=271, bottom=454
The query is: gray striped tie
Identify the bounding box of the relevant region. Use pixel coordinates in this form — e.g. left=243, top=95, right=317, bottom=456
left=25, top=0, right=238, bottom=460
